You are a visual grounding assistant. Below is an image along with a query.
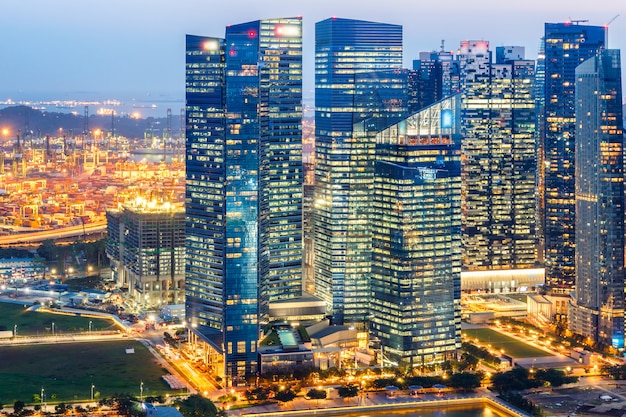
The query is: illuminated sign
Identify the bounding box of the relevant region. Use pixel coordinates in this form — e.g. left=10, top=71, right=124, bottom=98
left=274, top=25, right=300, bottom=37
left=441, top=109, right=453, bottom=128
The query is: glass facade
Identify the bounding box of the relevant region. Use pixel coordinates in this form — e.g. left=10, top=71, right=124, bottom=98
left=542, top=23, right=605, bottom=290
left=459, top=41, right=536, bottom=271
left=314, top=17, right=403, bottom=325
left=370, top=96, right=462, bottom=366
left=409, top=50, right=459, bottom=113
left=185, top=18, right=303, bottom=382
left=570, top=49, right=624, bottom=348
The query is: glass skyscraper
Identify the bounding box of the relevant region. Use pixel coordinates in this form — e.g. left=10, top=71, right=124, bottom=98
left=370, top=96, right=462, bottom=366
left=313, top=17, right=403, bottom=325
left=542, top=23, right=605, bottom=290
left=569, top=49, right=624, bottom=348
left=185, top=17, right=303, bottom=382
left=459, top=41, right=536, bottom=271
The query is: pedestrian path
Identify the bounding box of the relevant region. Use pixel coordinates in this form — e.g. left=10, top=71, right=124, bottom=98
left=227, top=389, right=533, bottom=417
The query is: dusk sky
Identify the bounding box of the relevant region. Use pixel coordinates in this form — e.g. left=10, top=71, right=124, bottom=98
left=1, top=0, right=624, bottom=103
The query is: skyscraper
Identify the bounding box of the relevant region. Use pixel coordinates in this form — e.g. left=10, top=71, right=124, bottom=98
left=409, top=49, right=460, bottom=114
left=569, top=49, right=624, bottom=348
left=370, top=96, right=462, bottom=366
left=313, top=17, right=403, bottom=325
left=542, top=23, right=605, bottom=290
left=459, top=41, right=536, bottom=272
left=106, top=199, right=186, bottom=308
left=185, top=17, right=303, bottom=382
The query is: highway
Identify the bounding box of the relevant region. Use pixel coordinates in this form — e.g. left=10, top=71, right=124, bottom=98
left=0, top=221, right=107, bottom=246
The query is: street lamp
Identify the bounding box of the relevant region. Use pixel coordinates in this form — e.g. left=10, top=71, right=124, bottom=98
left=140, top=381, right=144, bottom=401
left=52, top=322, right=55, bottom=336
left=91, top=383, right=95, bottom=401
left=13, top=324, right=17, bottom=336
left=41, top=387, right=45, bottom=410
left=89, top=321, right=92, bottom=333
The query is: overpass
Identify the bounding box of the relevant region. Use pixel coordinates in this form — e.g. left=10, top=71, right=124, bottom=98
left=0, top=221, right=107, bottom=247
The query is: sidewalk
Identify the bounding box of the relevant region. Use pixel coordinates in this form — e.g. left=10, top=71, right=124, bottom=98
left=227, top=389, right=533, bottom=417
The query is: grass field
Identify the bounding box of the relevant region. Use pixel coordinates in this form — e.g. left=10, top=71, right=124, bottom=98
left=0, top=340, right=177, bottom=405
left=463, top=328, right=553, bottom=358
left=0, top=302, right=116, bottom=335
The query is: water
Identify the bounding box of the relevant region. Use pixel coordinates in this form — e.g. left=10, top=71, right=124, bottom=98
left=0, top=91, right=184, bottom=119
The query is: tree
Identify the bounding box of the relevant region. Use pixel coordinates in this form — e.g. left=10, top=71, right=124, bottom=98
left=604, top=364, right=626, bottom=380
left=174, top=394, right=224, bottom=417
left=534, top=369, right=578, bottom=387
left=102, top=393, right=143, bottom=417
left=13, top=400, right=25, bottom=414
left=274, top=389, right=296, bottom=403
left=490, top=367, right=541, bottom=393
left=244, top=387, right=270, bottom=403
left=448, top=372, right=482, bottom=392
left=337, top=385, right=359, bottom=399
left=306, top=389, right=327, bottom=400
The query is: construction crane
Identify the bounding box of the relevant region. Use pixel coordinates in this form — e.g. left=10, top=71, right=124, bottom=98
left=604, top=15, right=620, bottom=46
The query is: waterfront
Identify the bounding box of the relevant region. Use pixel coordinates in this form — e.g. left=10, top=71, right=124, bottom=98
left=301, top=405, right=507, bottom=417
left=232, top=394, right=526, bottom=417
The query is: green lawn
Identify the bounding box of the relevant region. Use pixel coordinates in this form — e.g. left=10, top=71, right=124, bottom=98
left=0, top=340, right=177, bottom=405
left=0, top=302, right=116, bottom=335
left=463, top=328, right=552, bottom=358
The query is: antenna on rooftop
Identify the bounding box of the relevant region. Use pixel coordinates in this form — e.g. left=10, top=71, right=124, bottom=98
left=440, top=39, right=445, bottom=52
left=567, top=18, right=589, bottom=25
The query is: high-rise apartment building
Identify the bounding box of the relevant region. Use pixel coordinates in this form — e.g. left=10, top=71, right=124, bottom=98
left=106, top=200, right=185, bottom=308
left=370, top=96, right=462, bottom=366
left=185, top=17, right=303, bottom=382
left=459, top=41, right=536, bottom=272
left=569, top=49, right=624, bottom=348
left=542, top=23, right=605, bottom=290
left=313, top=17, right=403, bottom=325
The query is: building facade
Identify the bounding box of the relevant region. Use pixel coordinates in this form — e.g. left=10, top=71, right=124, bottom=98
left=459, top=41, right=537, bottom=272
left=569, top=49, right=624, bottom=348
left=542, top=23, right=605, bottom=290
left=370, top=96, right=462, bottom=366
left=106, top=200, right=185, bottom=308
left=185, top=17, right=303, bottom=382
left=313, top=17, right=403, bottom=325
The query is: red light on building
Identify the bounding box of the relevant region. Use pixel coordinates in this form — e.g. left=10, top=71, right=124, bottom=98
left=248, top=30, right=257, bottom=38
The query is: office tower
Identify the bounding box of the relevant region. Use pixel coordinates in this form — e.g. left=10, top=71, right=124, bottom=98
left=542, top=23, right=605, bottom=290
left=106, top=200, right=185, bottom=308
left=185, top=17, right=303, bottom=382
left=314, top=17, right=403, bottom=325
left=370, top=96, right=462, bottom=366
left=409, top=49, right=459, bottom=113
left=569, top=49, right=624, bottom=348
left=410, top=52, right=443, bottom=112
left=534, top=38, right=546, bottom=265
left=459, top=41, right=537, bottom=272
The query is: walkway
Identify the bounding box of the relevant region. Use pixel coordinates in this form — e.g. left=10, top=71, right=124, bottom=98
left=228, top=389, right=533, bottom=417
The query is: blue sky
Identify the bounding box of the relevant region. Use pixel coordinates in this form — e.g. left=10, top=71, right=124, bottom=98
left=1, top=0, right=624, bottom=101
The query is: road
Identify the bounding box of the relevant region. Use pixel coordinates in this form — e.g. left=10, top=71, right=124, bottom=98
left=0, top=221, right=107, bottom=246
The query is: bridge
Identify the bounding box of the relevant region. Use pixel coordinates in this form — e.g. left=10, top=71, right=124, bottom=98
left=0, top=221, right=107, bottom=247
